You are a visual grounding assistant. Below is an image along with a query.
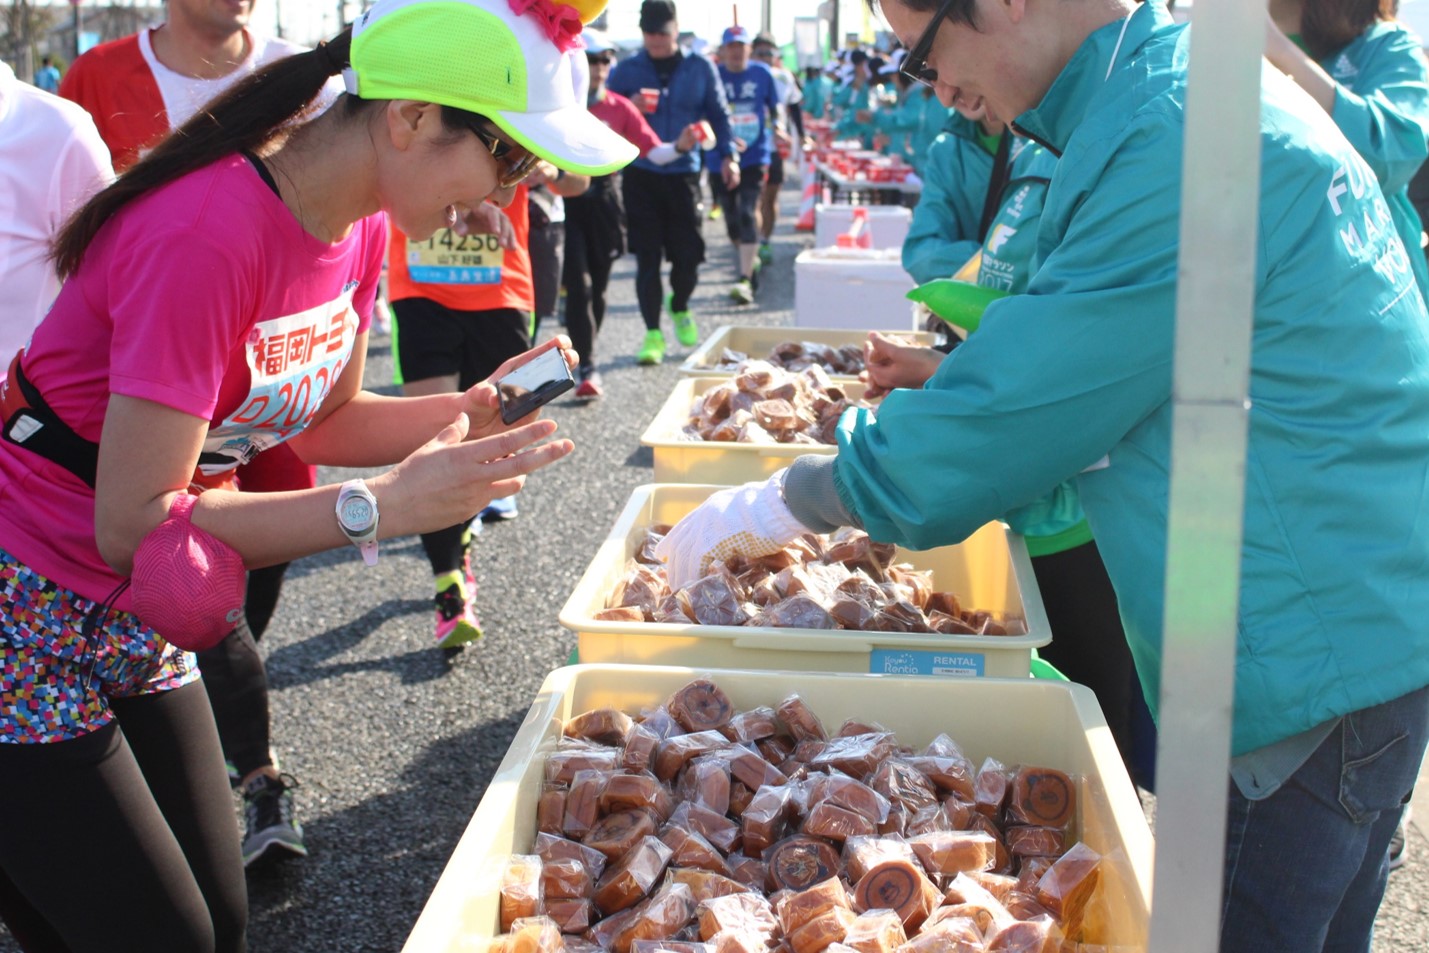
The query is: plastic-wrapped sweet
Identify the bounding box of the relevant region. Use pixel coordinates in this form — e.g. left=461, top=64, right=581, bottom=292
left=867, top=760, right=940, bottom=813
left=669, top=801, right=742, bottom=855
left=698, top=891, right=779, bottom=940
left=564, top=770, right=611, bottom=839
left=567, top=709, right=636, bottom=747
left=678, top=574, right=750, bottom=628
left=502, top=916, right=565, bottom=953
left=726, top=853, right=768, bottom=891
left=776, top=693, right=827, bottom=742
left=544, top=856, right=594, bottom=900
left=585, top=808, right=660, bottom=861
left=811, top=732, right=899, bottom=779
left=1033, top=842, right=1100, bottom=933
left=654, top=731, right=730, bottom=782
left=802, top=802, right=876, bottom=843
left=595, top=606, right=647, bottom=623
left=787, top=905, right=857, bottom=953
left=1007, top=767, right=1076, bottom=831
left=752, top=593, right=837, bottom=629
left=546, top=742, right=623, bottom=785
left=974, top=757, right=1012, bottom=820
left=722, top=707, right=779, bottom=744
left=741, top=783, right=798, bottom=859
left=594, top=836, right=675, bottom=915
left=892, top=915, right=984, bottom=953
left=611, top=882, right=699, bottom=953
left=840, top=909, right=906, bottom=953
left=538, top=785, right=569, bottom=836
left=983, top=917, right=1060, bottom=952
left=666, top=867, right=751, bottom=903
left=549, top=898, right=596, bottom=934
left=536, top=831, right=609, bottom=880
left=613, top=564, right=668, bottom=617
left=764, top=834, right=842, bottom=892
left=775, top=876, right=852, bottom=934
left=667, top=679, right=737, bottom=734
left=653, top=593, right=695, bottom=624
left=1005, top=826, right=1065, bottom=861
left=635, top=527, right=670, bottom=566
left=843, top=836, right=920, bottom=884
left=501, top=854, right=543, bottom=932
left=805, top=772, right=892, bottom=824
left=677, top=758, right=732, bottom=816
left=623, top=724, right=661, bottom=773
left=907, top=830, right=997, bottom=876
left=661, top=823, right=732, bottom=876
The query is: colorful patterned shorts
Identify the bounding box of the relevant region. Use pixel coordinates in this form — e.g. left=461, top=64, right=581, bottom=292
left=0, top=549, right=199, bottom=744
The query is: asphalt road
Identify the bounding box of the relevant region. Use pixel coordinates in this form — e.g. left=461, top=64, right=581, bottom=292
left=2, top=184, right=1425, bottom=952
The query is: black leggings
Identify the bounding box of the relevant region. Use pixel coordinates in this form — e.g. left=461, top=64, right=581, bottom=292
left=0, top=681, right=247, bottom=952
left=622, top=167, right=704, bottom=329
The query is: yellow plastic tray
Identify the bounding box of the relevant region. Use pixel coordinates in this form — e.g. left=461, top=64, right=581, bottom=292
left=559, top=484, right=1050, bottom=678
left=641, top=377, right=871, bottom=485
left=403, top=664, right=1153, bottom=953
left=678, top=325, right=938, bottom=382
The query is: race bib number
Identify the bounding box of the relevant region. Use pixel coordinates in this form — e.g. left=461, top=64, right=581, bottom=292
left=406, top=229, right=504, bottom=284
left=730, top=111, right=760, bottom=145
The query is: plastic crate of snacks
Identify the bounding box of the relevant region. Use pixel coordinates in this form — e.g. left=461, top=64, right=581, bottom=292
left=679, top=326, right=936, bottom=383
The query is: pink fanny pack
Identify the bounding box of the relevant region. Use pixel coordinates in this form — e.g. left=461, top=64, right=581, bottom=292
left=130, top=492, right=247, bottom=651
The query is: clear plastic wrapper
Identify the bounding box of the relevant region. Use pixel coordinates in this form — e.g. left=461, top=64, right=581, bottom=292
left=548, top=898, right=595, bottom=934
left=741, top=783, right=798, bottom=859
left=940, top=796, right=976, bottom=832
left=906, top=737, right=976, bottom=802
left=677, top=574, right=751, bottom=628
left=677, top=758, right=732, bottom=816
left=661, top=823, right=733, bottom=876
left=543, top=856, right=594, bottom=900
left=501, top=854, right=544, bottom=932
left=924, top=592, right=962, bottom=620
left=588, top=905, right=642, bottom=950
left=564, top=770, right=611, bottom=839
left=655, top=732, right=733, bottom=782
left=776, top=694, right=827, bottom=742
left=726, top=853, right=769, bottom=891
left=775, top=876, right=852, bottom=933
left=1002, top=891, right=1053, bottom=922
left=983, top=917, right=1059, bottom=952
left=756, top=736, right=795, bottom=766
left=653, top=593, right=696, bottom=624
left=725, top=747, right=788, bottom=792
left=902, top=804, right=952, bottom=837
left=698, top=892, right=779, bottom=940
left=1006, top=767, right=1076, bottom=831
left=907, top=831, right=997, bottom=877
left=811, top=733, right=899, bottom=780
left=585, top=808, right=660, bottom=861
left=839, top=909, right=906, bottom=953
left=1032, top=842, right=1100, bottom=932
left=886, top=567, right=933, bottom=611
left=505, top=916, right=565, bottom=953
left=753, top=398, right=800, bottom=432
left=611, top=563, right=668, bottom=617
left=967, top=871, right=1019, bottom=904
left=1005, top=827, right=1065, bottom=861
left=823, top=531, right=894, bottom=582
left=1014, top=857, right=1055, bottom=895
left=940, top=873, right=1016, bottom=933
left=612, top=882, right=699, bottom=953
left=851, top=858, right=939, bottom=930
left=630, top=942, right=714, bottom=953
left=835, top=719, right=889, bottom=739
left=842, top=836, right=918, bottom=882
left=595, top=606, right=646, bottom=623
left=566, top=709, right=636, bottom=747
left=640, top=708, right=682, bottom=741
left=670, top=801, right=743, bottom=855
left=667, top=867, right=750, bottom=903
left=892, top=915, right=984, bottom=953
left=807, top=773, right=892, bottom=824
left=539, top=785, right=569, bottom=836
left=536, top=831, right=609, bottom=880
left=764, top=834, right=842, bottom=892
left=877, top=803, right=908, bottom=838
left=634, top=526, right=669, bottom=566
left=803, top=802, right=876, bottom=843
left=623, top=724, right=661, bottom=773
left=786, top=904, right=857, bottom=953
left=667, top=679, right=737, bottom=734
left=965, top=814, right=1011, bottom=874
left=729, top=781, right=756, bottom=818
left=600, top=772, right=676, bottom=821
left=973, top=758, right=1011, bottom=820
left=709, top=929, right=771, bottom=953
left=594, top=835, right=675, bottom=915
left=547, top=743, right=624, bottom=785
left=564, top=935, right=605, bottom=953
left=752, top=594, right=837, bottom=629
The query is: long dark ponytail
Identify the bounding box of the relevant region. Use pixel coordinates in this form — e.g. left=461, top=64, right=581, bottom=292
left=52, top=29, right=354, bottom=279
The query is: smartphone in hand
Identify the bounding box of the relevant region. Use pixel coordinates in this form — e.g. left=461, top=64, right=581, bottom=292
left=497, top=347, right=576, bottom=425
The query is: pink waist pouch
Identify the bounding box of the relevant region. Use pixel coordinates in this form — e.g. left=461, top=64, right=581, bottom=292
left=130, top=492, right=247, bottom=651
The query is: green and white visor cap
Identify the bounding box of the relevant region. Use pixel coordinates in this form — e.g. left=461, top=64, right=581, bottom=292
left=346, top=0, right=638, bottom=176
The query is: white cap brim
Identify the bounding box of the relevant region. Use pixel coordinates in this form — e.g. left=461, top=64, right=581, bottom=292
left=495, top=105, right=639, bottom=177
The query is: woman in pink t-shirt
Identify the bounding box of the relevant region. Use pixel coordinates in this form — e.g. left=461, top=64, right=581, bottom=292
left=0, top=1, right=636, bottom=949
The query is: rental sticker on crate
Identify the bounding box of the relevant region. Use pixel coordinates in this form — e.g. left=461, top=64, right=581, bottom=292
left=406, top=230, right=503, bottom=284
left=870, top=649, right=986, bottom=677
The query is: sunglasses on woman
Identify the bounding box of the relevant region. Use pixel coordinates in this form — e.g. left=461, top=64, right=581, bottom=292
left=470, top=119, right=542, bottom=189
left=900, top=0, right=960, bottom=88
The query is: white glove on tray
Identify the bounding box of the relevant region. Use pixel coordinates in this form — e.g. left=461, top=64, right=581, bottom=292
left=656, top=470, right=811, bottom=589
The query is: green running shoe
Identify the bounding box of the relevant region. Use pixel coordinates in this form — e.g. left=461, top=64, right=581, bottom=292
left=636, top=329, right=667, bottom=365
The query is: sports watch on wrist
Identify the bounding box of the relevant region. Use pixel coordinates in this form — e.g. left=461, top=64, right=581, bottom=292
left=335, top=479, right=379, bottom=566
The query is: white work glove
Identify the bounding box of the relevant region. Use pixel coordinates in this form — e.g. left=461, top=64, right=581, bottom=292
left=656, top=470, right=811, bottom=589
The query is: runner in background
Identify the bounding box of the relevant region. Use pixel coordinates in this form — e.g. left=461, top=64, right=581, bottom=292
left=58, top=0, right=344, bottom=867
left=751, top=32, right=803, bottom=268
left=716, top=25, right=781, bottom=306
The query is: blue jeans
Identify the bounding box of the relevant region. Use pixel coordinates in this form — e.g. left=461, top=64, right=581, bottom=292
left=1221, top=685, right=1429, bottom=953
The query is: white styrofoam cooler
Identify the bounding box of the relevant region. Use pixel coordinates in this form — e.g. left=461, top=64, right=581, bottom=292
left=794, top=248, right=918, bottom=330
left=814, top=203, right=912, bottom=250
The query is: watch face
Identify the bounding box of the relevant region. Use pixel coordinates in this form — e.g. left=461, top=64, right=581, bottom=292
left=339, top=496, right=376, bottom=533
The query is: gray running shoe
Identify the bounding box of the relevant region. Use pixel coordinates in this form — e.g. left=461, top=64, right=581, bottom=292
left=1389, top=805, right=1411, bottom=872
left=241, top=772, right=307, bottom=867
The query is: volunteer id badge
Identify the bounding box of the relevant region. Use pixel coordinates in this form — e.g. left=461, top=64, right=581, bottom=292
left=406, top=229, right=503, bottom=284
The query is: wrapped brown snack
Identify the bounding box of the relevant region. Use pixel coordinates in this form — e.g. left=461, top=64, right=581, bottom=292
left=729, top=781, right=756, bottom=818
left=611, top=563, right=668, bottom=615
left=601, top=772, right=676, bottom=821
left=547, top=744, right=623, bottom=785
left=742, top=783, right=798, bottom=859
left=654, top=731, right=733, bottom=782
left=623, top=723, right=662, bottom=774
left=639, top=707, right=682, bottom=740
left=630, top=942, right=714, bottom=953
left=667, top=867, right=750, bottom=904
left=753, top=594, right=837, bottom=629
left=661, top=823, right=733, bottom=876
left=587, top=905, right=643, bottom=950
left=1002, top=891, right=1053, bottom=922
left=548, top=898, right=595, bottom=934
left=595, top=606, right=647, bottom=623
left=786, top=904, right=857, bottom=953
left=678, top=575, right=751, bottom=628
left=722, top=707, right=780, bottom=744
left=501, top=854, right=544, bottom=932
left=543, top=856, right=594, bottom=900
left=1033, top=842, right=1100, bottom=931
left=653, top=593, right=696, bottom=624
left=677, top=758, right=732, bottom=816
left=764, top=834, right=842, bottom=892
left=670, top=801, right=743, bottom=854
left=776, top=876, right=852, bottom=933
left=725, top=747, right=788, bottom=792
left=635, top=527, right=669, bottom=566
left=965, top=814, right=1012, bottom=874
left=667, top=679, right=738, bottom=734
left=983, top=917, right=1059, bottom=953
left=802, top=802, right=876, bottom=843
left=538, top=785, right=569, bottom=836
left=612, top=882, right=699, bottom=953
left=966, top=871, right=1020, bottom=904
left=940, top=873, right=1016, bottom=933
left=725, top=853, right=769, bottom=891
left=892, top=915, right=984, bottom=953
left=507, top=916, right=565, bottom=953
left=709, top=929, right=769, bottom=953
left=974, top=758, right=1011, bottom=820
left=842, top=836, right=918, bottom=882
left=564, top=770, right=610, bottom=839
left=907, top=831, right=997, bottom=877
left=1006, top=767, right=1076, bottom=831
left=806, top=773, right=892, bottom=824
left=585, top=808, right=660, bottom=861
left=776, top=694, right=827, bottom=742
left=594, top=836, right=675, bottom=915
left=1014, top=857, right=1056, bottom=895
left=839, top=909, right=906, bottom=953
left=566, top=708, right=636, bottom=747
left=698, top=892, right=779, bottom=941
left=940, top=796, right=976, bottom=832
left=902, top=804, right=952, bottom=837
left=1005, top=826, right=1065, bottom=861
left=905, top=752, right=976, bottom=803
left=536, top=831, right=609, bottom=880
left=851, top=858, right=939, bottom=930
left=810, top=733, right=899, bottom=780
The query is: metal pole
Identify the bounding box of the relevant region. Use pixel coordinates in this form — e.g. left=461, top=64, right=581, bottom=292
left=1149, top=0, right=1264, bottom=950
left=72, top=0, right=82, bottom=60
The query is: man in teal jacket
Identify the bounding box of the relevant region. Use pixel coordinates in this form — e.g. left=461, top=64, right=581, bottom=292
left=659, top=2, right=1429, bottom=948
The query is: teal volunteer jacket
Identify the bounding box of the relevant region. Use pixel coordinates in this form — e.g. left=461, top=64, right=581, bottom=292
left=807, top=2, right=1429, bottom=755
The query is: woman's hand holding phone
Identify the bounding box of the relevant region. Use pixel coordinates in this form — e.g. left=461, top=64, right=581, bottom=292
left=459, top=335, right=580, bottom=438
